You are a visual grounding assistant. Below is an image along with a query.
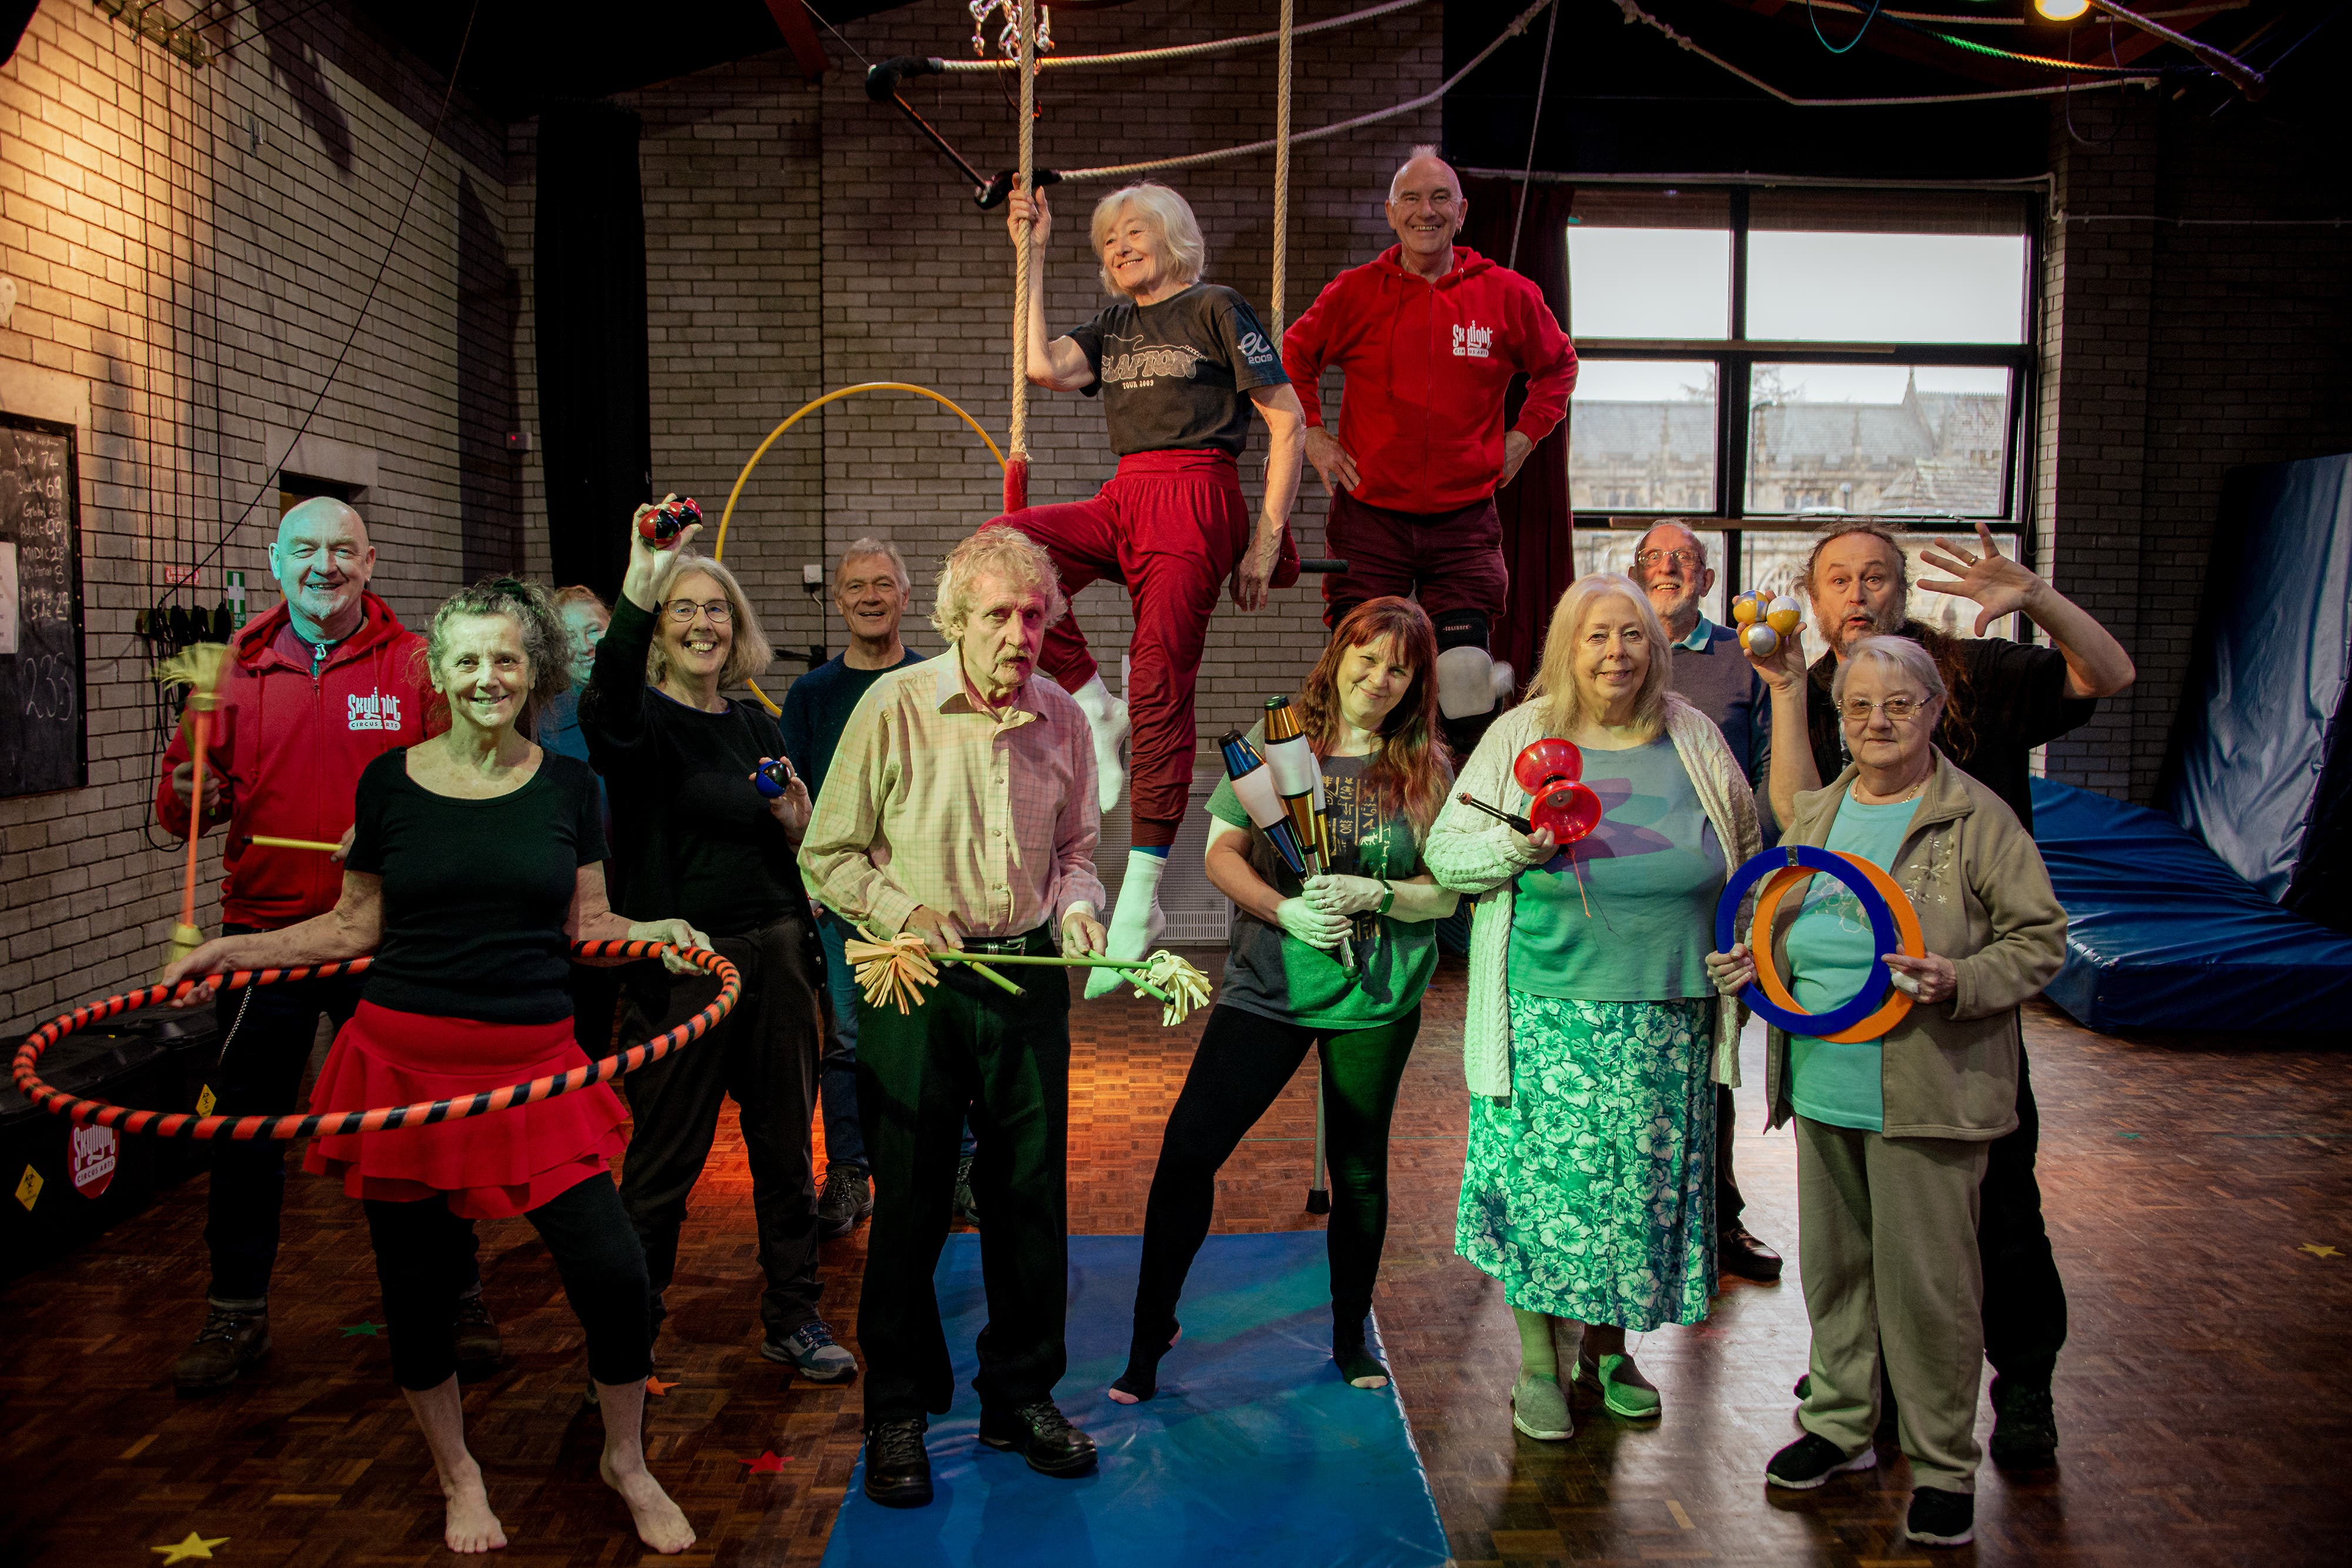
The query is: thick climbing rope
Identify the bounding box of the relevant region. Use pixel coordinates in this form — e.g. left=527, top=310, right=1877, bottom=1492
left=1270, top=0, right=1293, bottom=339
left=1006, top=1, right=1038, bottom=511
left=11, top=940, right=740, bottom=1141
left=1057, top=0, right=1557, bottom=185
left=933, top=0, right=1433, bottom=73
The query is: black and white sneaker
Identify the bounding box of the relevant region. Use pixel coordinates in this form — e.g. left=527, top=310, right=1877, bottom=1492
left=1906, top=1487, right=1975, bottom=1547
left=1764, top=1432, right=1877, bottom=1490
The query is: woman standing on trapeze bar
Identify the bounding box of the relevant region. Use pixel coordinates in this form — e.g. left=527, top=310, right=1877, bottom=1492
left=997, top=182, right=1307, bottom=990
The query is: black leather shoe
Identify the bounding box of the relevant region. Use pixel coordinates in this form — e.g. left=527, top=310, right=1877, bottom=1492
left=1988, top=1376, right=2059, bottom=1468
left=978, top=1399, right=1097, bottom=1476
left=173, top=1302, right=270, bottom=1397
left=1719, top=1223, right=1784, bottom=1282
left=863, top=1416, right=933, bottom=1508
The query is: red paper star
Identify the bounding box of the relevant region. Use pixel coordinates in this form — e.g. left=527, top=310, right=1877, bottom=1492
left=645, top=1375, right=679, bottom=1396
left=739, top=1450, right=790, bottom=1474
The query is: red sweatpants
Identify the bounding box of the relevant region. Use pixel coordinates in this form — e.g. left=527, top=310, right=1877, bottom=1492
left=987, top=449, right=1290, bottom=850
left=1322, top=489, right=1509, bottom=630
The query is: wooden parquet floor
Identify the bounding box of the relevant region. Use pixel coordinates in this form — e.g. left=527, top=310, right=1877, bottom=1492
left=4, top=958, right=2350, bottom=1566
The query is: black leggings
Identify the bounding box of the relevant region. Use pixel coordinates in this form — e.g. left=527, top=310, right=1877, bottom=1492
left=1134, top=1004, right=1421, bottom=1332
left=364, top=1176, right=652, bottom=1391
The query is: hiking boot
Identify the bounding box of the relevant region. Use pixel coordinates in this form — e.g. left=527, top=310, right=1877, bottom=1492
left=864, top=1416, right=933, bottom=1508
left=453, top=1286, right=503, bottom=1378
left=817, top=1165, right=873, bottom=1239
left=1989, top=1376, right=2059, bottom=1468
left=978, top=1399, right=1096, bottom=1476
left=173, top=1300, right=270, bottom=1397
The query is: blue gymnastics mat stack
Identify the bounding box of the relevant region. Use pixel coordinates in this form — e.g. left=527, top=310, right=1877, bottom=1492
left=820, top=1231, right=1452, bottom=1568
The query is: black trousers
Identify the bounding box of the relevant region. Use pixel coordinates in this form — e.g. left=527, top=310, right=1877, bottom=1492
left=1716, top=1084, right=1745, bottom=1227
left=203, top=928, right=478, bottom=1304
left=1979, top=1044, right=2069, bottom=1387
left=857, top=927, right=1070, bottom=1423
left=618, top=914, right=826, bottom=1339
left=364, top=1176, right=650, bottom=1390
left=1135, top=1004, right=1421, bottom=1334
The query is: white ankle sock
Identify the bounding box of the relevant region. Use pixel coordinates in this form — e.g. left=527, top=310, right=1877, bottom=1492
left=1086, top=849, right=1167, bottom=999
left=1070, top=672, right=1131, bottom=814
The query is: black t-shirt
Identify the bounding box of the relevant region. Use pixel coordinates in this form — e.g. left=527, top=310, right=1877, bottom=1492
left=579, top=598, right=807, bottom=935
left=345, top=750, right=608, bottom=1025
left=1066, top=283, right=1288, bottom=456
left=1806, top=623, right=2097, bottom=835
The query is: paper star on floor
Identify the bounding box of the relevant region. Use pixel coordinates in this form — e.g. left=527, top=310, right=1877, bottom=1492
left=340, top=1322, right=382, bottom=1337
left=645, top=1375, right=678, bottom=1396
left=152, top=1533, right=229, bottom=1563
left=2299, top=1243, right=2341, bottom=1258
left=739, top=1450, right=791, bottom=1474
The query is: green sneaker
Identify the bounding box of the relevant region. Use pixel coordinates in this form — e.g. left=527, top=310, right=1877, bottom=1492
left=1578, top=1352, right=1661, bottom=1419
left=1510, top=1372, right=1573, bottom=1441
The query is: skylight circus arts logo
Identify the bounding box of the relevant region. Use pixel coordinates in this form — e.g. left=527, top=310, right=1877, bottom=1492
left=347, top=690, right=403, bottom=732
left=1452, top=321, right=1494, bottom=359
left=1101, top=343, right=1205, bottom=390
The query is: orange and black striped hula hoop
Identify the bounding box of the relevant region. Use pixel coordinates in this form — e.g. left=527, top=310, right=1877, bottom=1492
left=8, top=939, right=740, bottom=1141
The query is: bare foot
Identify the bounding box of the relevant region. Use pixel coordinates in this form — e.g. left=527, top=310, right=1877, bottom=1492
left=600, top=1453, right=694, bottom=1554
left=439, top=1462, right=507, bottom=1554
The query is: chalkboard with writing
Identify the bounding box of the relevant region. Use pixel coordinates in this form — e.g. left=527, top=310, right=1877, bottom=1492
left=0, top=412, right=85, bottom=797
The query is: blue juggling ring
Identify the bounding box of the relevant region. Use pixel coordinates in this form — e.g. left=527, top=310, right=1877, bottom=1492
left=1715, top=845, right=1903, bottom=1038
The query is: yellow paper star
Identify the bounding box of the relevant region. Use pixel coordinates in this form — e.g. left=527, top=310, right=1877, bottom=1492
left=152, top=1533, right=229, bottom=1564
left=2300, top=1243, right=2341, bottom=1259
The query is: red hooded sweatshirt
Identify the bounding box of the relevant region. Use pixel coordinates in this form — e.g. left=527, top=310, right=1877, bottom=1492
left=155, top=591, right=435, bottom=930
left=1282, top=244, right=1577, bottom=514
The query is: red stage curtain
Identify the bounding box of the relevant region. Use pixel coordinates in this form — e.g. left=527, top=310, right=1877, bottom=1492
left=1465, top=178, right=1577, bottom=693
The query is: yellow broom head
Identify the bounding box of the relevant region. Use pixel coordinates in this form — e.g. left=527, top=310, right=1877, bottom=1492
left=154, top=641, right=233, bottom=706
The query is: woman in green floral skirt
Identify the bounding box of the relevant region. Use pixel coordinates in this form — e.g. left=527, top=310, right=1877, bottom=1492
left=1426, top=572, right=1759, bottom=1441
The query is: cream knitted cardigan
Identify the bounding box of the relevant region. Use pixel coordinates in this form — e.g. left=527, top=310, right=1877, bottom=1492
left=1425, top=693, right=1761, bottom=1099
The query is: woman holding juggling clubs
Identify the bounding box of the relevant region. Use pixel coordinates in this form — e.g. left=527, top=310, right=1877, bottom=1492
left=160, top=578, right=707, bottom=1555
left=1112, top=597, right=1458, bottom=1403
left=1706, top=635, right=2064, bottom=1549
left=578, top=497, right=854, bottom=1383
left=1425, top=573, right=1760, bottom=1443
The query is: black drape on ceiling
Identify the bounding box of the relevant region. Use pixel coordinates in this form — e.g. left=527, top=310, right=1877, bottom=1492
left=1464, top=178, right=1578, bottom=694
left=536, top=100, right=651, bottom=604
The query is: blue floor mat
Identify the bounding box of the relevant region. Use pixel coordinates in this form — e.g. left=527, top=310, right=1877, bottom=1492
left=820, top=1231, right=1451, bottom=1568
left=2033, top=778, right=2352, bottom=1032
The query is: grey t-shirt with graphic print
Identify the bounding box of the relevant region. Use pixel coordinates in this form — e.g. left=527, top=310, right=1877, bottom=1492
left=1066, top=283, right=1289, bottom=457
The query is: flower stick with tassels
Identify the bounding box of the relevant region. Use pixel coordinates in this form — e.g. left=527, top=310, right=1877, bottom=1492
left=155, top=643, right=233, bottom=974
left=841, top=933, right=1212, bottom=1028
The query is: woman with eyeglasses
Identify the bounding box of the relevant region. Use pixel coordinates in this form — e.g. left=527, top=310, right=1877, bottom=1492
left=1706, top=634, right=2064, bottom=1549
left=577, top=500, right=853, bottom=1385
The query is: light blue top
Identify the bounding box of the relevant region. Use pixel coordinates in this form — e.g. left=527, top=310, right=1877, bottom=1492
left=1508, top=736, right=1725, bottom=1001
left=1674, top=611, right=1717, bottom=654
left=1785, top=791, right=1920, bottom=1132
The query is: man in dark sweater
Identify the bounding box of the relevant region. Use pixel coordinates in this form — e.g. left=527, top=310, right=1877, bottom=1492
left=1633, top=521, right=1783, bottom=1288
left=780, top=540, right=925, bottom=1237
left=1752, top=520, right=2136, bottom=1472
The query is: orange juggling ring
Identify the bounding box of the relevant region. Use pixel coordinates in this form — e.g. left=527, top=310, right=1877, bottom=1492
left=1715, top=847, right=1923, bottom=1043
left=9, top=940, right=740, bottom=1141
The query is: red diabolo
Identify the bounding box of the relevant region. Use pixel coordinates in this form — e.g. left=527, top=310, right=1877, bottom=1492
left=1514, top=740, right=1602, bottom=845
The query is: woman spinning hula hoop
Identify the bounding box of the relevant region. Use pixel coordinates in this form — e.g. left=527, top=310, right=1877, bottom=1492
left=162, top=579, right=710, bottom=1557
left=997, top=182, right=1308, bottom=989
left=1113, top=598, right=1458, bottom=1404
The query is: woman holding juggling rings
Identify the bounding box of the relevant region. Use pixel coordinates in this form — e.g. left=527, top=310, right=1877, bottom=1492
left=1706, top=635, right=2065, bottom=1550
left=161, top=578, right=706, bottom=1555
left=1111, top=597, right=1457, bottom=1403
left=997, top=183, right=1308, bottom=989
left=1425, top=572, right=1760, bottom=1443
left=578, top=500, right=854, bottom=1385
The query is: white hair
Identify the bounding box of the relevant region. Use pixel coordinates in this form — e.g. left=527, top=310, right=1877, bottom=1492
left=1636, top=520, right=1709, bottom=571
left=1090, top=183, right=1206, bottom=297
left=1388, top=145, right=1460, bottom=201
left=1831, top=635, right=1947, bottom=707
left=931, top=527, right=1069, bottom=643
left=835, top=536, right=911, bottom=593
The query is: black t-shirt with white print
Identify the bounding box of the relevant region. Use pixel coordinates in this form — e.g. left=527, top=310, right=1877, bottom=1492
left=1065, top=283, right=1289, bottom=457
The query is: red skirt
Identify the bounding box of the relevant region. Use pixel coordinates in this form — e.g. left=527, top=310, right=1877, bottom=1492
left=302, top=1000, right=626, bottom=1219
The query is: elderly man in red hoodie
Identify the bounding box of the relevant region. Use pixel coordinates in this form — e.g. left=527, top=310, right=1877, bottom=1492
left=1283, top=144, right=1578, bottom=757
left=155, top=497, right=500, bottom=1395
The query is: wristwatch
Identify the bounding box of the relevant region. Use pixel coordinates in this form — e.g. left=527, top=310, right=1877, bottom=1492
left=1376, top=881, right=1395, bottom=916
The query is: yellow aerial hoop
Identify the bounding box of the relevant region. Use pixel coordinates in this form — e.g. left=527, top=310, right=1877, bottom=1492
left=711, top=380, right=1006, bottom=715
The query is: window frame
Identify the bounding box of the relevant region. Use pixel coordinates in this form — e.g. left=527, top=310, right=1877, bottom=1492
left=1565, top=184, right=2043, bottom=626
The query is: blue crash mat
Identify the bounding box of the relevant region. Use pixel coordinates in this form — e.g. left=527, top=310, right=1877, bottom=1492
left=2033, top=778, right=2352, bottom=1032
left=820, top=1231, right=1451, bottom=1568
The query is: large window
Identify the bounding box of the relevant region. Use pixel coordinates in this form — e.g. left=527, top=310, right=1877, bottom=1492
left=1563, top=186, right=2036, bottom=634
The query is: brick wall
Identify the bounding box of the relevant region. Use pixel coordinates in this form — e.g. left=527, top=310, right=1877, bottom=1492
left=2039, top=88, right=2352, bottom=804
left=511, top=0, right=1444, bottom=735
left=0, top=1, right=511, bottom=1034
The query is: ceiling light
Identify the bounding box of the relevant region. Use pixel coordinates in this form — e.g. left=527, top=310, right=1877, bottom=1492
left=2034, top=0, right=2093, bottom=19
